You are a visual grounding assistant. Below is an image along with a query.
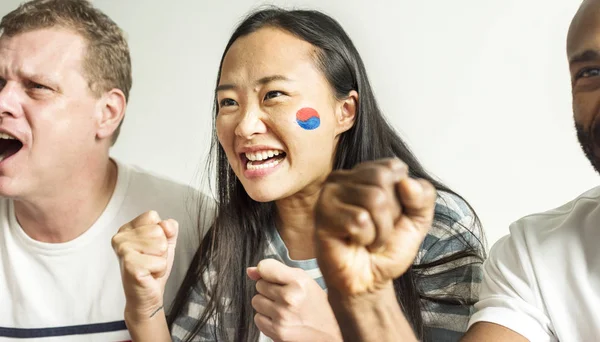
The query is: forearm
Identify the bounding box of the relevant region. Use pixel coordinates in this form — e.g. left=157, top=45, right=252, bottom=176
left=124, top=306, right=171, bottom=342
left=327, top=284, right=418, bottom=342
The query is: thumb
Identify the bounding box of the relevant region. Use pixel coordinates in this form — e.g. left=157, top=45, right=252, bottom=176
left=396, top=178, right=436, bottom=224
left=256, top=258, right=296, bottom=285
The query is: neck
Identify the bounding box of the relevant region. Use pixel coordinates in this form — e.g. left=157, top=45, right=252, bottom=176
left=14, top=158, right=118, bottom=243
left=275, top=185, right=322, bottom=260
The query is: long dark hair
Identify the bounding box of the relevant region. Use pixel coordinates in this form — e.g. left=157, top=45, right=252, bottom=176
left=169, top=7, right=485, bottom=341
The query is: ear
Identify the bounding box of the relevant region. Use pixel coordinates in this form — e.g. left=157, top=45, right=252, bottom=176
left=95, top=88, right=126, bottom=141
left=335, top=90, right=358, bottom=136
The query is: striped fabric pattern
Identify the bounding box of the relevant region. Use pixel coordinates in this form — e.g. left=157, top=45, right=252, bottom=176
left=171, top=191, right=485, bottom=342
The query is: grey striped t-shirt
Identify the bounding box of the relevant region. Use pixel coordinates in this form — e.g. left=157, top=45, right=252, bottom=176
left=171, top=191, right=485, bottom=342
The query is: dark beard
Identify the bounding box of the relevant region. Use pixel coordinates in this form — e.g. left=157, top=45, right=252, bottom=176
left=576, top=120, right=600, bottom=175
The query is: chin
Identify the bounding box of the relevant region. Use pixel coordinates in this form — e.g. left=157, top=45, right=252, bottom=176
left=0, top=177, right=22, bottom=199
left=245, top=189, right=280, bottom=203
left=241, top=182, right=287, bottom=203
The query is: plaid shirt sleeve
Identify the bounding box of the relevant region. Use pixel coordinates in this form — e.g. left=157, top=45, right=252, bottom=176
left=413, top=191, right=486, bottom=341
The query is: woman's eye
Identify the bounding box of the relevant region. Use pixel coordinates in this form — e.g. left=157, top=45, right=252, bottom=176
left=264, top=91, right=284, bottom=100
left=219, top=98, right=237, bottom=107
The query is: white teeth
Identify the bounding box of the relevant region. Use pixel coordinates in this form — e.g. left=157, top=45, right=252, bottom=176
left=244, top=149, right=284, bottom=161
left=247, top=156, right=284, bottom=171
left=0, top=132, right=15, bottom=140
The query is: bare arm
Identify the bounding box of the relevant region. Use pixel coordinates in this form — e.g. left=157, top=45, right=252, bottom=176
left=112, top=211, right=178, bottom=342
left=124, top=309, right=171, bottom=342
left=314, top=159, right=436, bottom=342
left=461, top=322, right=529, bottom=342
left=328, top=285, right=418, bottom=342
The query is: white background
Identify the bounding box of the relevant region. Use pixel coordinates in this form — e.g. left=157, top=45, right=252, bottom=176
left=1, top=0, right=594, bottom=246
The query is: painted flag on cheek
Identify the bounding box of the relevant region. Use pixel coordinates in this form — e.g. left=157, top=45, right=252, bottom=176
left=296, top=107, right=320, bottom=130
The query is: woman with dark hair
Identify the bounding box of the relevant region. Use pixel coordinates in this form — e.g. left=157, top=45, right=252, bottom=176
left=114, top=7, right=486, bottom=342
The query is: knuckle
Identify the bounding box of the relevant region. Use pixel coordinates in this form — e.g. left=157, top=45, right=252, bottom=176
left=424, top=181, right=437, bottom=199
left=251, top=294, right=260, bottom=308
left=319, top=182, right=340, bottom=203
left=325, top=169, right=347, bottom=183
left=255, top=279, right=266, bottom=293
left=144, top=210, right=159, bottom=222
left=273, top=306, right=287, bottom=321
left=281, top=290, right=301, bottom=307
left=110, top=234, right=120, bottom=250
left=253, top=313, right=261, bottom=326
left=157, top=257, right=167, bottom=269
left=372, top=168, right=391, bottom=185
left=115, top=242, right=131, bottom=258
left=369, top=187, right=388, bottom=207
left=117, top=223, right=129, bottom=233
left=147, top=225, right=164, bottom=238
left=315, top=186, right=341, bottom=219
left=122, top=251, right=136, bottom=265
left=388, top=157, right=407, bottom=171
left=294, top=272, right=309, bottom=288
left=157, top=238, right=168, bottom=254
left=349, top=209, right=371, bottom=229
left=123, top=257, right=138, bottom=276
left=271, top=322, right=288, bottom=339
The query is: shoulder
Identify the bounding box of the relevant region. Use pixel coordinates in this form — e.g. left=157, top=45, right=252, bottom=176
left=416, top=191, right=483, bottom=265
left=120, top=161, right=199, bottom=199
left=508, top=186, right=600, bottom=241
left=433, top=190, right=477, bottom=232
left=116, top=161, right=215, bottom=225
left=487, top=186, right=600, bottom=273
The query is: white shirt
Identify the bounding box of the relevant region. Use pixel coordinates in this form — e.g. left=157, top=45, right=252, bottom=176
left=0, top=160, right=211, bottom=341
left=468, top=186, right=600, bottom=341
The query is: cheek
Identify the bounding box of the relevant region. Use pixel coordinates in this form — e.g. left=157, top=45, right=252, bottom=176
left=215, top=116, right=239, bottom=161
left=215, top=116, right=233, bottom=145
left=573, top=92, right=600, bottom=126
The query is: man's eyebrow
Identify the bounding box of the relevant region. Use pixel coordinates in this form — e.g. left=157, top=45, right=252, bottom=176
left=569, top=49, right=600, bottom=65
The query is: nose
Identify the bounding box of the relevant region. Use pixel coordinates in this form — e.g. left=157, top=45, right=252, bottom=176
left=234, top=106, right=268, bottom=139
left=0, top=81, right=23, bottom=119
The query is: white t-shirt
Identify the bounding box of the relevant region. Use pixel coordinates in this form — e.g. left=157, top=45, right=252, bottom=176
left=0, top=160, right=211, bottom=341
left=468, top=186, right=600, bottom=341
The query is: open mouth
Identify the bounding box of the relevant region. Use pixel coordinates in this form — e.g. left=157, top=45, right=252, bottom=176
left=242, top=149, right=287, bottom=171
left=0, top=132, right=23, bottom=162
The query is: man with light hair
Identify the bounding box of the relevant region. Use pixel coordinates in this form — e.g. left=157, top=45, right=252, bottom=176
left=0, top=0, right=205, bottom=340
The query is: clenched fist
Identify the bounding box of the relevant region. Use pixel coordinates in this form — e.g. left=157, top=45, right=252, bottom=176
left=315, top=158, right=436, bottom=296
left=247, top=259, right=342, bottom=342
left=111, top=211, right=178, bottom=322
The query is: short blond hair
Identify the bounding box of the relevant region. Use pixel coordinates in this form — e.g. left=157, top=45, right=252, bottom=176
left=1, top=0, right=132, bottom=144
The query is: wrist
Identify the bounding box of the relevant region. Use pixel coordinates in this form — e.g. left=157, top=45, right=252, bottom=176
left=124, top=302, right=165, bottom=324
left=327, top=283, right=417, bottom=342
left=124, top=304, right=170, bottom=342
left=328, top=281, right=396, bottom=309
